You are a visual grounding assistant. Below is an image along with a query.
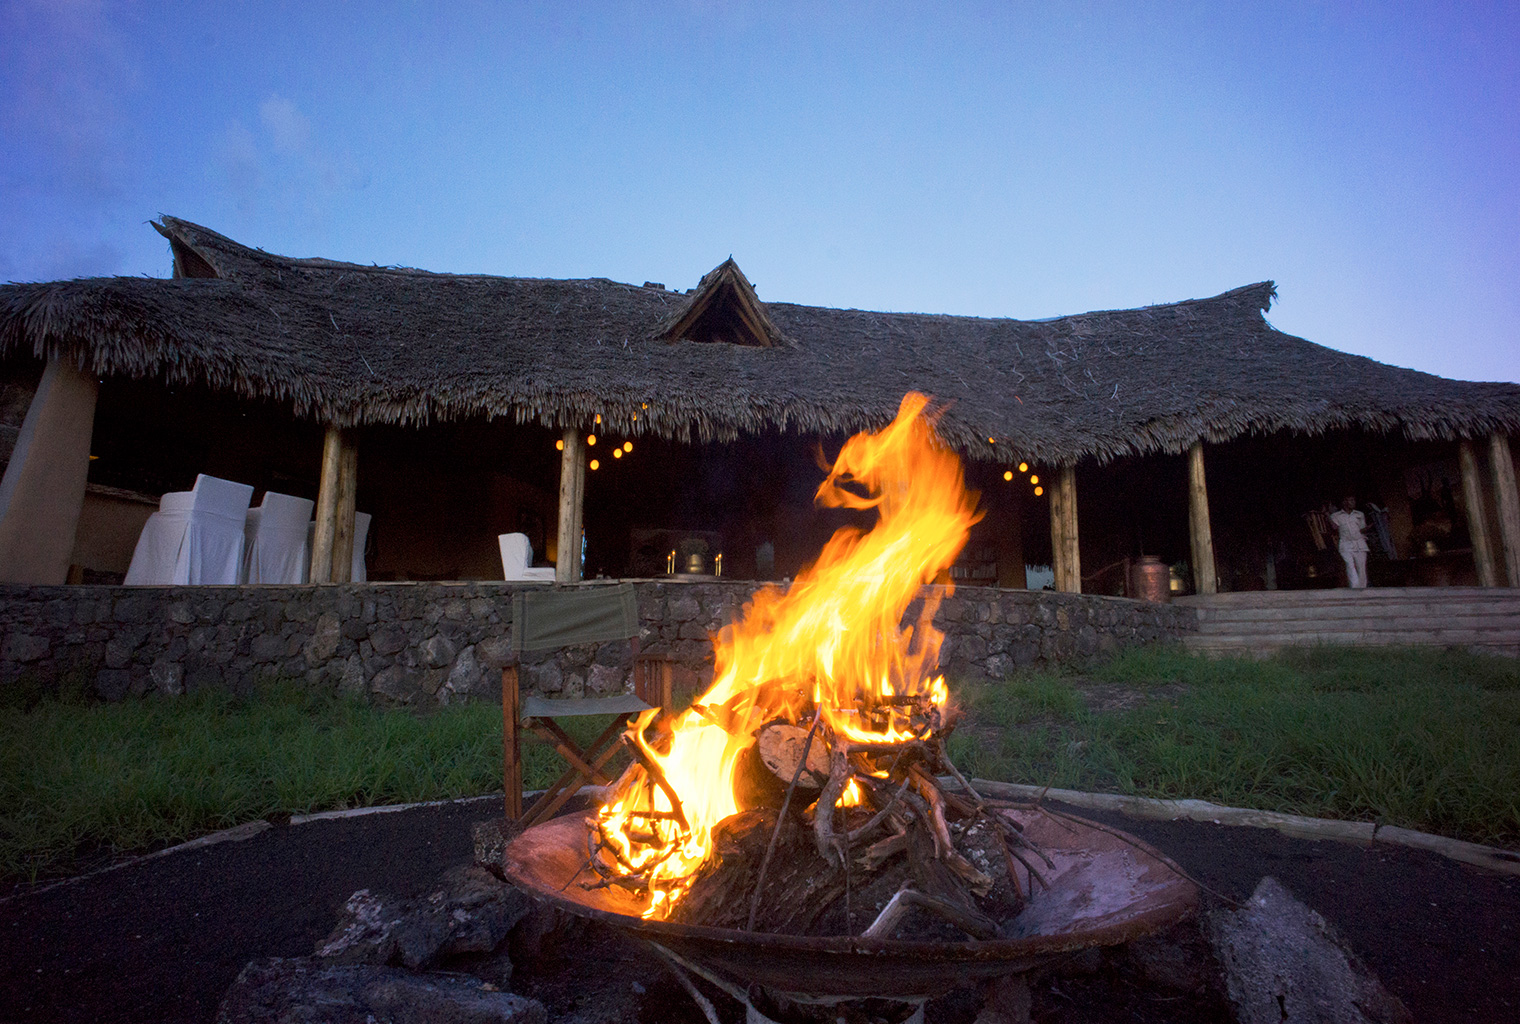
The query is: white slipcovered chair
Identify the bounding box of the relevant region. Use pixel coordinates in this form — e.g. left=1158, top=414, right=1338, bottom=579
left=124, top=474, right=255, bottom=585
left=499, top=532, right=555, bottom=581
left=242, top=491, right=315, bottom=584
left=305, top=510, right=372, bottom=582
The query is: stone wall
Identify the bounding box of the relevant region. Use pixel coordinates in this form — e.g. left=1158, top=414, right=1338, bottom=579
left=0, top=582, right=1196, bottom=704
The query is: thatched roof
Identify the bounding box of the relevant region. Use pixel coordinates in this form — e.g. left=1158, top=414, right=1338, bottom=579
left=2, top=216, right=1518, bottom=465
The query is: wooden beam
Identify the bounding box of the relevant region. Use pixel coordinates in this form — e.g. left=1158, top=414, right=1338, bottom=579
left=310, top=425, right=344, bottom=583
left=1461, top=439, right=1499, bottom=587
left=1491, top=432, right=1520, bottom=587
left=1187, top=442, right=1218, bottom=595
left=502, top=666, right=522, bottom=820
left=330, top=435, right=359, bottom=583
left=556, top=428, right=586, bottom=583
left=1049, top=464, right=1080, bottom=593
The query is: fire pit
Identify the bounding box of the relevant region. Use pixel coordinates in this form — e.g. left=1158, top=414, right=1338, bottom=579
left=504, top=807, right=1197, bottom=1003
left=504, top=394, right=1200, bottom=1020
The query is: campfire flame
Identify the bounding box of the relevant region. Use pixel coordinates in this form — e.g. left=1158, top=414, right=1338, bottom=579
left=595, top=393, right=982, bottom=917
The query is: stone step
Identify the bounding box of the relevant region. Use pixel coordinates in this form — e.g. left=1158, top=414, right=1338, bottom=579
left=1194, top=602, right=1520, bottom=623
left=1176, top=586, right=1516, bottom=608
left=1193, top=612, right=1520, bottom=633
left=1184, top=636, right=1520, bottom=658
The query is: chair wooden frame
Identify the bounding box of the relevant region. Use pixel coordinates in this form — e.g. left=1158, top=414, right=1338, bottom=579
left=502, top=647, right=677, bottom=828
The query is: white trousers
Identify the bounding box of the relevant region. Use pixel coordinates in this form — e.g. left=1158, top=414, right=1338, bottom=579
left=1340, top=546, right=1368, bottom=589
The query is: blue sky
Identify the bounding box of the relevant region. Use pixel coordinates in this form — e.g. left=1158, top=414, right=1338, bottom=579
left=2, top=1, right=1516, bottom=383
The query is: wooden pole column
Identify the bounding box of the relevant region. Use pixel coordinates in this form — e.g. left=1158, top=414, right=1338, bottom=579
left=1049, top=464, right=1081, bottom=593
left=1489, top=432, right=1520, bottom=587
left=1459, top=439, right=1499, bottom=588
left=311, top=426, right=359, bottom=583
left=1187, top=442, right=1218, bottom=595
left=0, top=360, right=98, bottom=584
left=556, top=428, right=586, bottom=584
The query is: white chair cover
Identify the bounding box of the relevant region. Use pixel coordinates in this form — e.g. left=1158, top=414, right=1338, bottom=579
left=351, top=511, right=371, bottom=583
left=124, top=474, right=254, bottom=585
left=500, top=532, right=556, bottom=581
left=305, top=510, right=372, bottom=582
left=243, top=491, right=315, bottom=584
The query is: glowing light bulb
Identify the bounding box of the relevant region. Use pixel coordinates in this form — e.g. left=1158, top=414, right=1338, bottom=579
left=1034, top=486, right=1044, bottom=496
left=613, top=449, right=622, bottom=458
left=1029, top=474, right=1039, bottom=485
left=1018, top=462, right=1028, bottom=473
left=589, top=459, right=600, bottom=470
left=556, top=440, right=564, bottom=451
left=623, top=441, right=632, bottom=452
left=595, top=413, right=602, bottom=424
left=988, top=437, right=995, bottom=444
left=587, top=434, right=597, bottom=445
left=1003, top=470, right=1013, bottom=481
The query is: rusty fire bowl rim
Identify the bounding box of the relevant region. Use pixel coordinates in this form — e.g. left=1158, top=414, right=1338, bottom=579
left=502, top=809, right=1200, bottom=997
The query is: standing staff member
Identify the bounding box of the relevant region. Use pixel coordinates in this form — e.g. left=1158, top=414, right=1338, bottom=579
left=1329, top=496, right=1370, bottom=589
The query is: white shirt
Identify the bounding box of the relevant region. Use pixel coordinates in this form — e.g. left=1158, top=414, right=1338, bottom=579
left=1329, top=508, right=1368, bottom=553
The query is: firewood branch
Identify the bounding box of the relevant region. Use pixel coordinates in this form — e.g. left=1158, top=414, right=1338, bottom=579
left=861, top=885, right=998, bottom=941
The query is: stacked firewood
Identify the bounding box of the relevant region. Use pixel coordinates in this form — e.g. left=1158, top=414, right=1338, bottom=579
left=593, top=697, right=1053, bottom=941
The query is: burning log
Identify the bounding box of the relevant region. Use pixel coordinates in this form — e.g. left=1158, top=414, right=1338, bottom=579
left=583, top=392, right=1048, bottom=941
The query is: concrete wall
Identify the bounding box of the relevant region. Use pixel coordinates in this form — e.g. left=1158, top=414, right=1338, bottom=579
left=0, top=581, right=1197, bottom=705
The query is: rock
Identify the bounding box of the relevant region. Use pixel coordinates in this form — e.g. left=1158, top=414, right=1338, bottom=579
left=94, top=668, right=131, bottom=701
left=476, top=635, right=514, bottom=670
left=586, top=663, right=624, bottom=695
left=1208, top=876, right=1413, bottom=1024
left=370, top=664, right=419, bottom=702
left=471, top=818, right=524, bottom=880
left=150, top=661, right=185, bottom=696
left=421, top=634, right=457, bottom=668
left=318, top=865, right=532, bottom=970
left=447, top=645, right=486, bottom=695
left=215, top=956, right=546, bottom=1024
left=303, top=614, right=341, bottom=665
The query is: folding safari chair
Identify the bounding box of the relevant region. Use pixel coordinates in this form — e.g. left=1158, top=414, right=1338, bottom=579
left=501, top=584, right=675, bottom=827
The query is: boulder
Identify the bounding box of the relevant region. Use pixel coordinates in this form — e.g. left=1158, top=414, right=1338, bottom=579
left=216, top=956, right=545, bottom=1024
left=317, top=865, right=532, bottom=971
left=1208, top=876, right=1413, bottom=1024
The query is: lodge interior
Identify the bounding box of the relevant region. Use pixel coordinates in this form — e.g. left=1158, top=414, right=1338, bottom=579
left=58, top=372, right=1504, bottom=592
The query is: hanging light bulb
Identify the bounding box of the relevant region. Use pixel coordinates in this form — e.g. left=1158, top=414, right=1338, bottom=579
left=587, top=434, right=597, bottom=446
left=595, top=413, right=602, bottom=424
left=1029, top=474, right=1039, bottom=485
left=623, top=441, right=632, bottom=452
left=589, top=459, right=600, bottom=470
left=1003, top=470, right=1013, bottom=481
left=613, top=449, right=622, bottom=459
left=1034, top=486, right=1044, bottom=496
left=1018, top=462, right=1029, bottom=473
left=556, top=439, right=564, bottom=451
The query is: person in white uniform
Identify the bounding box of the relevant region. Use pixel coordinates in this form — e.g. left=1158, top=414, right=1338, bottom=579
left=1328, top=495, right=1370, bottom=589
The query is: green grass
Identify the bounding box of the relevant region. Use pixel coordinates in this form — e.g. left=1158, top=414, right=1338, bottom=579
left=0, top=683, right=620, bottom=885
left=949, top=645, right=1520, bottom=848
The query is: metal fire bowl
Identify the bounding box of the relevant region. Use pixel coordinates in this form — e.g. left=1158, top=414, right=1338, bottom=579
left=503, top=808, right=1198, bottom=1000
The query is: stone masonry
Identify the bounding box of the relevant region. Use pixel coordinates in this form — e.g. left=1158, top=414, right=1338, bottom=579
left=0, top=582, right=1196, bottom=705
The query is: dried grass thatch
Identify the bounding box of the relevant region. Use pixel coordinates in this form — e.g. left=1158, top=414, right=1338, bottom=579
left=2, top=216, right=1517, bottom=465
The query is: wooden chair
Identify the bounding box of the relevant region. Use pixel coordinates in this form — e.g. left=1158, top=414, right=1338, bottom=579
left=501, top=584, right=676, bottom=827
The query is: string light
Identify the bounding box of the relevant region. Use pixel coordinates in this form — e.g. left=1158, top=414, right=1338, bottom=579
left=587, top=434, right=597, bottom=445
left=613, top=449, right=622, bottom=459
left=1018, top=462, right=1028, bottom=473
left=595, top=414, right=602, bottom=424
left=589, top=459, right=600, bottom=470
left=556, top=439, right=564, bottom=451
left=1029, top=474, right=1039, bottom=485
left=623, top=441, right=632, bottom=452
left=1034, top=486, right=1044, bottom=496
left=1003, top=470, right=1013, bottom=481
left=988, top=437, right=995, bottom=444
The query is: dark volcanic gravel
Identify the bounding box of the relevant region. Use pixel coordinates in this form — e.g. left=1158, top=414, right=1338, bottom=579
left=0, top=797, right=1516, bottom=1024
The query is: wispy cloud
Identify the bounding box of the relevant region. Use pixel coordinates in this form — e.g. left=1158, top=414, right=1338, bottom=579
left=215, top=94, right=369, bottom=227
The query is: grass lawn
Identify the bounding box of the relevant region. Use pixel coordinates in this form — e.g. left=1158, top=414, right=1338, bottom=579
left=3, top=644, right=1517, bottom=884
left=948, top=645, right=1520, bottom=849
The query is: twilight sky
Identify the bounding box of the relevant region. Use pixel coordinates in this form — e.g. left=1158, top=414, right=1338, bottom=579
left=2, top=1, right=1516, bottom=384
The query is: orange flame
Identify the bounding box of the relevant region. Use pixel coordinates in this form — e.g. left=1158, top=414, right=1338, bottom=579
left=595, top=392, right=982, bottom=916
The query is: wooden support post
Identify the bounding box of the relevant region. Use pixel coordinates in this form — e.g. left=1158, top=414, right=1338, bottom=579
left=1490, top=432, right=1520, bottom=587
left=311, top=426, right=344, bottom=583
left=556, top=428, right=586, bottom=583
left=0, top=360, right=98, bottom=584
left=1459, top=439, right=1499, bottom=587
left=330, top=437, right=359, bottom=583
left=1049, top=464, right=1080, bottom=593
left=502, top=666, right=522, bottom=820
left=1187, top=442, right=1218, bottom=595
